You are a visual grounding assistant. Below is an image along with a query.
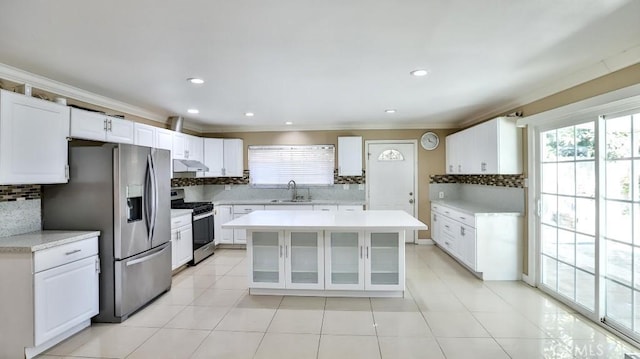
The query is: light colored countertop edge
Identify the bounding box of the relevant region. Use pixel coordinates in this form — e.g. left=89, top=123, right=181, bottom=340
left=222, top=210, right=428, bottom=231
left=431, top=200, right=523, bottom=216
left=0, top=230, right=101, bottom=253
left=213, top=199, right=365, bottom=206
left=171, top=208, right=193, bottom=218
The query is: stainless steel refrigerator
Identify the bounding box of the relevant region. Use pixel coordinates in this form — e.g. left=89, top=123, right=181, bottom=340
left=42, top=142, right=172, bottom=323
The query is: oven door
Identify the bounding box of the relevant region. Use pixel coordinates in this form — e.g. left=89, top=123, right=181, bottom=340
left=192, top=211, right=215, bottom=264
left=193, top=212, right=214, bottom=250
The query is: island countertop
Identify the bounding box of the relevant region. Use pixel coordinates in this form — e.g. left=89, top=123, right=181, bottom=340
left=222, top=210, right=427, bottom=231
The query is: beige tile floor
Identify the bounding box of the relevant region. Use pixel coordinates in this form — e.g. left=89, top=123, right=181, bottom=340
left=39, top=245, right=640, bottom=359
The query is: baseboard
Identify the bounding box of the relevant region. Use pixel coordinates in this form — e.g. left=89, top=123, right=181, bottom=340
left=416, top=239, right=434, bottom=245
left=522, top=273, right=535, bottom=287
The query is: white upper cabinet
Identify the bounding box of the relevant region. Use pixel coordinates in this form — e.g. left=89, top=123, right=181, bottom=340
left=0, top=90, right=70, bottom=184
left=172, top=132, right=187, bottom=159
left=70, top=108, right=133, bottom=144
left=201, top=138, right=224, bottom=176
left=223, top=139, right=244, bottom=176
left=185, top=134, right=204, bottom=162
left=445, top=117, right=522, bottom=175
left=155, top=128, right=173, bottom=151
left=106, top=116, right=134, bottom=144
left=133, top=123, right=155, bottom=147
left=338, top=136, right=362, bottom=176
left=200, top=138, right=244, bottom=177
left=134, top=123, right=174, bottom=152
left=173, top=133, right=203, bottom=161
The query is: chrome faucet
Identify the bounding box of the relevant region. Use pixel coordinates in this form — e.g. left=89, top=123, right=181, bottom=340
left=287, top=180, right=297, bottom=201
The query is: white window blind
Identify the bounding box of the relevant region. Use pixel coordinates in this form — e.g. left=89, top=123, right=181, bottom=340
left=248, top=145, right=335, bottom=186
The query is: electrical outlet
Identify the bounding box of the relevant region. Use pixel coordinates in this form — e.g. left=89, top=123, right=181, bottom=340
left=438, top=191, right=444, bottom=199
left=225, top=185, right=231, bottom=190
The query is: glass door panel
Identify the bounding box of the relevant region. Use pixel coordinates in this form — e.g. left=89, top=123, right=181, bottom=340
left=327, top=232, right=362, bottom=287
left=603, top=111, right=640, bottom=336
left=251, top=231, right=281, bottom=284
left=369, top=233, right=400, bottom=285
left=539, top=122, right=596, bottom=312
left=288, top=231, right=322, bottom=287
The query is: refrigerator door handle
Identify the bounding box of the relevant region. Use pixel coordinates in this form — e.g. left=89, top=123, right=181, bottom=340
left=144, top=155, right=152, bottom=239
left=147, top=154, right=158, bottom=242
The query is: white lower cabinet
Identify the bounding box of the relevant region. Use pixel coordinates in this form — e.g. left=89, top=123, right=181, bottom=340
left=34, top=255, right=98, bottom=345
left=286, top=231, right=324, bottom=289
left=248, top=229, right=405, bottom=293
left=171, top=214, right=193, bottom=270
left=431, top=202, right=522, bottom=280
left=324, top=230, right=404, bottom=291
left=248, top=231, right=285, bottom=288
left=248, top=230, right=324, bottom=290
left=232, top=205, right=264, bottom=244
left=324, top=231, right=364, bottom=290
left=214, top=205, right=234, bottom=244
left=0, top=235, right=99, bottom=359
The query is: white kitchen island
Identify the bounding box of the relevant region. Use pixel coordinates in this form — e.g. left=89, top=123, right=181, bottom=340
left=223, top=210, right=427, bottom=297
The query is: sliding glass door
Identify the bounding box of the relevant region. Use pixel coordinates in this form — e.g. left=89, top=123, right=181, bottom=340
left=537, top=108, right=640, bottom=339
left=539, top=122, right=597, bottom=313
left=602, top=111, right=640, bottom=335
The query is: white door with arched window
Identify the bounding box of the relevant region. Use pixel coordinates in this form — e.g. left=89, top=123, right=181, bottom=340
left=366, top=140, right=418, bottom=243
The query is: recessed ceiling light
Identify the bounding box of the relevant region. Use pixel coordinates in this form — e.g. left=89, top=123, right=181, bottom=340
left=410, top=69, right=428, bottom=77
left=245, top=112, right=255, bottom=117
left=187, top=108, right=199, bottom=114
left=285, top=121, right=293, bottom=125
left=187, top=78, right=204, bottom=84
left=385, top=109, right=397, bottom=114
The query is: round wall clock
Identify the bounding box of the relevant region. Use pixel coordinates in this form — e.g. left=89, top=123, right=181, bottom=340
left=420, top=132, right=439, bottom=150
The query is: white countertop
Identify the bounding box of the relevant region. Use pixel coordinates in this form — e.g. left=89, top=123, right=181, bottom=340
left=431, top=200, right=523, bottom=216
left=222, top=210, right=427, bottom=231
left=171, top=208, right=193, bottom=218
left=0, top=230, right=101, bottom=253
left=213, top=199, right=365, bottom=206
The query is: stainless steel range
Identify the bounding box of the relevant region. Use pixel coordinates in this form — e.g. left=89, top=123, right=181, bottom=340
left=170, top=189, right=215, bottom=264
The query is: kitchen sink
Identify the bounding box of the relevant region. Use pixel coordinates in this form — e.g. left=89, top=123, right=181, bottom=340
left=269, top=199, right=311, bottom=203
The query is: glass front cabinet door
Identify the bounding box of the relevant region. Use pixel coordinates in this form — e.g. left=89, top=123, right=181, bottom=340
left=324, top=231, right=365, bottom=290
left=285, top=231, right=324, bottom=289
left=248, top=231, right=285, bottom=288
left=365, top=231, right=405, bottom=291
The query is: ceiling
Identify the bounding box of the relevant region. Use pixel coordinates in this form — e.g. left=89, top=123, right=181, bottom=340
left=1, top=0, right=639, bottom=132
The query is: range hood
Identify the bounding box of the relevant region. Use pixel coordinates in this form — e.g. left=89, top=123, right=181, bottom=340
left=173, top=159, right=209, bottom=172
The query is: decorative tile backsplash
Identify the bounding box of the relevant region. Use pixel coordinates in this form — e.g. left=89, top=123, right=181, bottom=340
left=0, top=185, right=41, bottom=202
left=172, top=169, right=366, bottom=187
left=335, top=169, right=365, bottom=185
left=430, top=174, right=524, bottom=188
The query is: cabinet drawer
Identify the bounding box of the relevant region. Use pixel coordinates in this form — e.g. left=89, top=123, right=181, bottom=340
left=454, top=211, right=475, bottom=227
left=171, top=214, right=192, bottom=229
left=338, top=205, right=363, bottom=211
left=440, top=206, right=475, bottom=228
left=440, top=217, right=457, bottom=237
left=34, top=236, right=99, bottom=273
left=233, top=205, right=264, bottom=214
left=314, top=205, right=338, bottom=211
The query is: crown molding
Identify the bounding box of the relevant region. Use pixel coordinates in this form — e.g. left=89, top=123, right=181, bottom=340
left=0, top=62, right=170, bottom=124
left=199, top=121, right=457, bottom=133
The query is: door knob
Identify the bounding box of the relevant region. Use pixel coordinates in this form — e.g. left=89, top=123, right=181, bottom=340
left=409, top=199, right=414, bottom=204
